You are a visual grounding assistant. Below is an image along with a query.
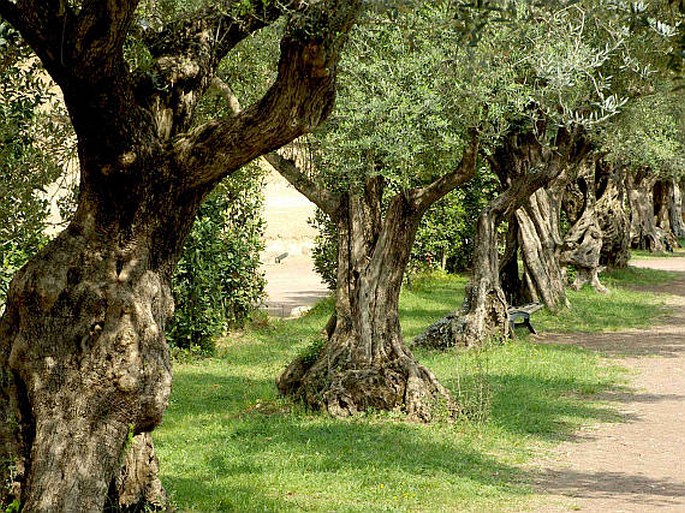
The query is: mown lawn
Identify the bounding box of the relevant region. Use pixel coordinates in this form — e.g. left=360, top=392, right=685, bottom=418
left=155, top=266, right=672, bottom=512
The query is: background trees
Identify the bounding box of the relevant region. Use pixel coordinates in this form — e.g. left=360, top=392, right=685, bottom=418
left=417, top=0, right=679, bottom=348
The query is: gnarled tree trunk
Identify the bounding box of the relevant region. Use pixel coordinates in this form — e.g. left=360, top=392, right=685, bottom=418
left=279, top=187, right=455, bottom=420
left=627, top=168, right=663, bottom=252
left=0, top=1, right=361, bottom=510
left=516, top=186, right=569, bottom=310
left=669, top=179, right=685, bottom=239
left=0, top=155, right=198, bottom=511
left=594, top=160, right=630, bottom=269
left=653, top=179, right=683, bottom=248
left=558, top=160, right=607, bottom=292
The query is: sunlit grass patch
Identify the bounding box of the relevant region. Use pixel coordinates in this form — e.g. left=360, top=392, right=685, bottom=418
left=155, top=267, right=667, bottom=512
left=535, top=267, right=673, bottom=333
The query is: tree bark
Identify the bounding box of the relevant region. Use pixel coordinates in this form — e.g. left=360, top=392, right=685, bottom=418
left=669, top=179, right=685, bottom=239
left=627, top=169, right=663, bottom=252
left=594, top=160, right=630, bottom=269
left=0, top=1, right=361, bottom=510
left=516, top=186, right=569, bottom=310
left=275, top=136, right=479, bottom=421
left=0, top=170, right=186, bottom=511
left=653, top=178, right=684, bottom=247
left=558, top=160, right=607, bottom=293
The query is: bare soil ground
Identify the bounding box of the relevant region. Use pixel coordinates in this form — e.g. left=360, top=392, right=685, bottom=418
left=527, top=257, right=685, bottom=512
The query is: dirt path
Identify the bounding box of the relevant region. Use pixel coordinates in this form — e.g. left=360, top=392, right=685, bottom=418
left=260, top=169, right=329, bottom=317
left=528, top=258, right=685, bottom=512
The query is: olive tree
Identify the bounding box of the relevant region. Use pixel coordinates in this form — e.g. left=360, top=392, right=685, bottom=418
left=0, top=0, right=361, bottom=510
left=271, top=3, right=484, bottom=420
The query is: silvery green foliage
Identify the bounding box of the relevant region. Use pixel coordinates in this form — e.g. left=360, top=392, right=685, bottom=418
left=600, top=89, right=685, bottom=176
left=305, top=0, right=675, bottom=283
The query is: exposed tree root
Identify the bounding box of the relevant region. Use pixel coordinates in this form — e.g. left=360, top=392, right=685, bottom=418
left=278, top=350, right=457, bottom=422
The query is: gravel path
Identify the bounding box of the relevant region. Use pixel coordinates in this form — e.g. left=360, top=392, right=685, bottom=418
left=528, top=258, right=685, bottom=512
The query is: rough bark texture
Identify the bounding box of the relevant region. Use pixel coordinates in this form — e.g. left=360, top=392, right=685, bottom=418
left=517, top=186, right=569, bottom=310
left=653, top=179, right=683, bottom=248
left=558, top=160, right=607, bottom=293
left=107, top=433, right=167, bottom=511
left=0, top=1, right=361, bottom=510
left=669, top=179, right=685, bottom=239
left=627, top=169, right=663, bottom=252
left=594, top=160, right=630, bottom=269
left=276, top=137, right=479, bottom=420
left=416, top=125, right=589, bottom=349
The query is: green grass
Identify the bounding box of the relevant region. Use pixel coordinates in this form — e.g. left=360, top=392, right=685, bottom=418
left=154, top=267, right=673, bottom=512
left=630, top=247, right=685, bottom=259
left=535, top=266, right=673, bottom=333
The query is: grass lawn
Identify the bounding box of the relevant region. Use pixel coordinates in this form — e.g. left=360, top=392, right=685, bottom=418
left=155, top=267, right=673, bottom=512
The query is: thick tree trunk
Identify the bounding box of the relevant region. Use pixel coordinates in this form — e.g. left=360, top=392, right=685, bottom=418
left=278, top=184, right=456, bottom=421
left=0, top=163, right=201, bottom=510
left=0, top=1, right=361, bottom=508
left=558, top=160, right=607, bottom=293
left=594, top=160, right=630, bottom=269
left=627, top=169, right=663, bottom=252
left=516, top=187, right=568, bottom=310
left=669, top=179, right=685, bottom=239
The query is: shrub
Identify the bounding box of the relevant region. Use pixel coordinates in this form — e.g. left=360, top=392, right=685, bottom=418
left=167, top=167, right=266, bottom=354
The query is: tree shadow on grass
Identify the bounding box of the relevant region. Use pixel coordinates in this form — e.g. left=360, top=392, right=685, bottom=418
left=538, top=326, right=685, bottom=358
left=158, top=364, right=539, bottom=511
left=156, top=348, right=635, bottom=512
left=159, top=410, right=529, bottom=512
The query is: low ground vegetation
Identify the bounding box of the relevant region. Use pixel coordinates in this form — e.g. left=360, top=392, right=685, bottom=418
left=155, top=266, right=670, bottom=512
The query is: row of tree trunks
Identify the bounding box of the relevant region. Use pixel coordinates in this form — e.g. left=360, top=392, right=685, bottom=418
left=415, top=126, right=589, bottom=349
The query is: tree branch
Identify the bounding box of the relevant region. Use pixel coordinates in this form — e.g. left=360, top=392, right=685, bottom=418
left=409, top=129, right=480, bottom=213
left=209, top=76, right=340, bottom=214
left=135, top=1, right=300, bottom=135
left=263, top=152, right=340, bottom=215
left=172, top=0, right=361, bottom=189
left=71, top=0, right=140, bottom=77
left=0, top=0, right=70, bottom=75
